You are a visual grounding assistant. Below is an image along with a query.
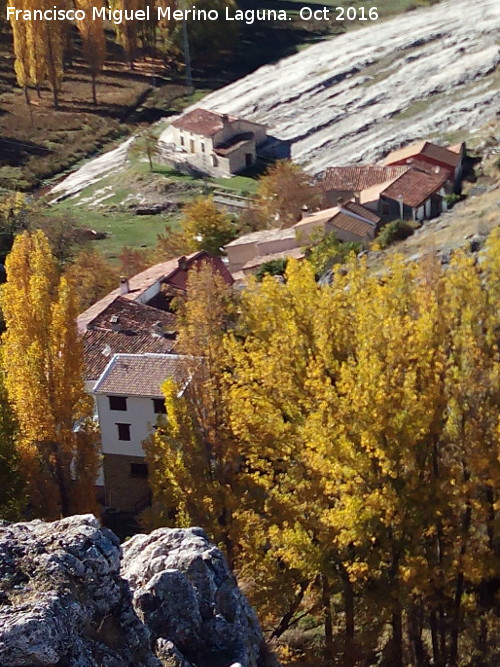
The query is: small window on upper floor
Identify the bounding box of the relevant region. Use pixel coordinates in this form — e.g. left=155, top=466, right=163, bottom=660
left=109, top=395, right=127, bottom=411
left=130, top=462, right=148, bottom=478
left=201, top=143, right=205, bottom=153
left=180, top=135, right=185, bottom=146
left=153, top=398, right=167, bottom=414
left=117, top=423, right=131, bottom=441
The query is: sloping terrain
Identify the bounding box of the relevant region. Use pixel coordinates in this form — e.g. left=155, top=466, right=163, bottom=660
left=188, top=0, right=499, bottom=172
left=52, top=0, right=499, bottom=202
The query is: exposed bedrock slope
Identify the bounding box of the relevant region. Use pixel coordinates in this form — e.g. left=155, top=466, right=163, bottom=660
left=183, top=0, right=500, bottom=172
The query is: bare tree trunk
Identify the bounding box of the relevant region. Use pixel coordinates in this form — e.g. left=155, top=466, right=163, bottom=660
left=92, top=74, right=97, bottom=106
left=449, top=466, right=472, bottom=666
left=408, top=602, right=430, bottom=666
left=24, top=86, right=33, bottom=127
left=430, top=609, right=442, bottom=666
left=337, top=562, right=355, bottom=667
left=271, top=581, right=309, bottom=640
left=321, top=574, right=334, bottom=662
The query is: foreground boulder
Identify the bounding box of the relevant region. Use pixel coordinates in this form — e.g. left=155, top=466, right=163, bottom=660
left=0, top=515, right=277, bottom=667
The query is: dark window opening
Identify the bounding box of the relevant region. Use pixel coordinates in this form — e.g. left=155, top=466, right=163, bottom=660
left=190, top=139, right=195, bottom=153
left=109, top=395, right=127, bottom=411
left=201, top=143, right=205, bottom=153
left=245, top=153, right=253, bottom=167
left=153, top=398, right=167, bottom=414
left=180, top=135, right=185, bottom=146
left=130, top=463, right=148, bottom=478
left=117, top=423, right=131, bottom=441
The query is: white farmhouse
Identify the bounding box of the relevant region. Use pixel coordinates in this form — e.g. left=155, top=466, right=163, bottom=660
left=93, top=353, right=190, bottom=513
left=164, top=107, right=267, bottom=176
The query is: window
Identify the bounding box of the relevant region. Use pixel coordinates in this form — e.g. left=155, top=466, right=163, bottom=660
left=116, top=423, right=131, bottom=441
left=382, top=203, right=390, bottom=216
left=212, top=155, right=219, bottom=168
left=130, top=463, right=148, bottom=478
left=201, top=143, right=205, bottom=153
left=180, top=135, right=185, bottom=146
left=190, top=139, right=195, bottom=153
left=153, top=398, right=167, bottom=414
left=109, top=395, right=127, bottom=411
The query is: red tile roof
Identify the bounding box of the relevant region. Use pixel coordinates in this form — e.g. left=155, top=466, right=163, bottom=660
left=87, top=296, right=176, bottom=334
left=384, top=141, right=461, bottom=169
left=214, top=132, right=255, bottom=156
left=84, top=330, right=176, bottom=381
left=77, top=251, right=233, bottom=333
left=171, top=109, right=237, bottom=137
left=381, top=168, right=448, bottom=208
left=340, top=201, right=380, bottom=225
left=93, top=353, right=191, bottom=398
left=320, top=165, right=409, bottom=193
left=329, top=212, right=375, bottom=240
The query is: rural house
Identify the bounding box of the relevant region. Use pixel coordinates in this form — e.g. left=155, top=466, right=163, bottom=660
left=319, top=165, right=410, bottom=206
left=79, top=252, right=233, bottom=507
left=383, top=140, right=465, bottom=192
left=93, top=353, right=191, bottom=513
left=164, top=108, right=268, bottom=176
left=294, top=201, right=380, bottom=243
left=375, top=168, right=449, bottom=222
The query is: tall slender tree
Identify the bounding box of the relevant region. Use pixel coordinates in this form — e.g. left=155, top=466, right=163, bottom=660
left=1, top=231, right=99, bottom=519
left=76, top=0, right=106, bottom=104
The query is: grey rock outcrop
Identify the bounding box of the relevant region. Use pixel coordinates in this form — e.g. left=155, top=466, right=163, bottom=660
left=0, top=516, right=277, bottom=667
left=121, top=526, right=276, bottom=667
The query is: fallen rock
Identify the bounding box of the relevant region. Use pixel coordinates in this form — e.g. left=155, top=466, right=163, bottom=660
left=0, top=517, right=277, bottom=667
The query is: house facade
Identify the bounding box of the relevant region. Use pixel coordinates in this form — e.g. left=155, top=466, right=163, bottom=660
left=374, top=168, right=449, bottom=223
left=164, top=108, right=268, bottom=177
left=383, top=140, right=464, bottom=193
left=93, top=353, right=190, bottom=513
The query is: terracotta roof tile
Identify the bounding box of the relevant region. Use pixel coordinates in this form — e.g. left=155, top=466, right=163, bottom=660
left=77, top=251, right=233, bottom=332
left=214, top=132, right=254, bottom=156
left=381, top=168, right=448, bottom=208
left=93, top=353, right=190, bottom=398
left=341, top=201, right=380, bottom=225
left=320, top=165, right=409, bottom=193
left=84, top=330, right=176, bottom=381
left=329, top=212, right=375, bottom=240
left=171, top=108, right=236, bottom=137
left=88, top=296, right=176, bottom=334
left=384, top=141, right=460, bottom=169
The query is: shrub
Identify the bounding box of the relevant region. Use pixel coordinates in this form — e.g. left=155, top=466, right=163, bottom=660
left=377, top=220, right=414, bottom=249
left=445, top=193, right=461, bottom=209
left=256, top=258, right=288, bottom=281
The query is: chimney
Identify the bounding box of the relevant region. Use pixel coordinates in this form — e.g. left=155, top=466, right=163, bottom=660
left=178, top=256, right=188, bottom=271
left=221, top=113, right=229, bottom=127
left=120, top=277, right=129, bottom=295
left=301, top=204, right=309, bottom=220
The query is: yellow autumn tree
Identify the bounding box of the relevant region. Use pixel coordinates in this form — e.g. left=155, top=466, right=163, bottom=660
left=8, top=0, right=33, bottom=108
left=143, top=263, right=243, bottom=565
left=180, top=196, right=237, bottom=256
left=1, top=231, right=100, bottom=519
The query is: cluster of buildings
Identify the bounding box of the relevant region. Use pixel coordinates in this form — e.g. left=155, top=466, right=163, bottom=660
left=80, top=251, right=233, bottom=512
left=84, top=107, right=466, bottom=513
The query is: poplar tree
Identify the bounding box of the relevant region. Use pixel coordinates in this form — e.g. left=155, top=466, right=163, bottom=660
left=1, top=231, right=100, bottom=519
left=76, top=0, right=106, bottom=105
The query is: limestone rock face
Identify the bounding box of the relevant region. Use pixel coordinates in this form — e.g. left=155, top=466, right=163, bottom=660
left=0, top=516, right=277, bottom=667
left=121, top=526, right=275, bottom=667
left=0, top=514, right=159, bottom=667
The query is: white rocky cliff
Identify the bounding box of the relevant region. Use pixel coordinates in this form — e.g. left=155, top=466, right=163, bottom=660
left=0, top=515, right=277, bottom=667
